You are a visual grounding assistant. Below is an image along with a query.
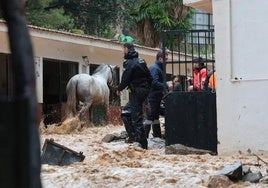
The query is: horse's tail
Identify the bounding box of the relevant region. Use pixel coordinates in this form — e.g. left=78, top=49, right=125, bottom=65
left=66, top=77, right=78, bottom=118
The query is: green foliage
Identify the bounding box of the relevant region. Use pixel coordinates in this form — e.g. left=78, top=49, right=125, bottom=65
left=26, top=0, right=74, bottom=31
left=127, top=0, right=193, bottom=47
left=24, top=0, right=194, bottom=47
left=131, top=0, right=193, bottom=31
left=100, top=24, right=117, bottom=39
left=57, top=1, right=116, bottom=37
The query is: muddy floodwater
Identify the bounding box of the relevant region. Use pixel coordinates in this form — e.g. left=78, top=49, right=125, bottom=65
left=40, top=117, right=268, bottom=188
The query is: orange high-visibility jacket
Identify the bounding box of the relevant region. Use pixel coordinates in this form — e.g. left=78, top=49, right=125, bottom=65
left=209, top=72, right=216, bottom=90
left=193, top=67, right=207, bottom=91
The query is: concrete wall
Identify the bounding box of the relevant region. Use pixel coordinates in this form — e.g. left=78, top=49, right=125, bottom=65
left=213, top=0, right=268, bottom=154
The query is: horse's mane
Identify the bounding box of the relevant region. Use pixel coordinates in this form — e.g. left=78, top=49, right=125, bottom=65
left=93, top=63, right=107, bottom=75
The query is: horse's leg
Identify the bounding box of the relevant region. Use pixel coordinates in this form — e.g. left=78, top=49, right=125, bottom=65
left=79, top=99, right=93, bottom=121
left=66, top=79, right=79, bottom=119
left=71, top=103, right=77, bottom=117
left=66, top=101, right=77, bottom=118
left=104, top=94, right=110, bottom=115
left=66, top=104, right=73, bottom=118
left=72, top=100, right=79, bottom=117
left=104, top=103, right=109, bottom=116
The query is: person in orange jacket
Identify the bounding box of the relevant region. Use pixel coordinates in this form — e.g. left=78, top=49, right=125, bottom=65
left=208, top=71, right=216, bottom=91
left=187, top=57, right=208, bottom=91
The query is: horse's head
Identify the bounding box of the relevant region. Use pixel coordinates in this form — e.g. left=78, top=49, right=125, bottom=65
left=93, top=64, right=118, bottom=88
left=107, top=64, right=119, bottom=87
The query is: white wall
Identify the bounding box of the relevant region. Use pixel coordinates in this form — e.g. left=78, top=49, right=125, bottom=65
left=213, top=0, right=268, bottom=154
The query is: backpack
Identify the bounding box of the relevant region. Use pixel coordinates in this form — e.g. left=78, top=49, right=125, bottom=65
left=135, top=58, right=153, bottom=88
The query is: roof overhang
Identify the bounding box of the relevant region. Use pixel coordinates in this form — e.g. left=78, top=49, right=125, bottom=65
left=183, top=0, right=212, bottom=14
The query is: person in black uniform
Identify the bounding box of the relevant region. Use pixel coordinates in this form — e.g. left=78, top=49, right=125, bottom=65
left=144, top=51, right=172, bottom=138
left=116, top=42, right=152, bottom=149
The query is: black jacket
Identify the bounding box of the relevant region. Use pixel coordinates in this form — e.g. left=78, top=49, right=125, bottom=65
left=149, top=61, right=167, bottom=93
left=117, top=49, right=152, bottom=92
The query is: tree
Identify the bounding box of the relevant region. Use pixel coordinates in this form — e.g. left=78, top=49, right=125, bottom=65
left=25, top=0, right=74, bottom=31
left=129, top=0, right=193, bottom=48
left=24, top=0, right=193, bottom=48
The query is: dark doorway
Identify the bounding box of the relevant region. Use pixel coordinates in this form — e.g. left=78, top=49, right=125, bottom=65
left=0, top=53, right=14, bottom=98
left=43, top=59, right=78, bottom=125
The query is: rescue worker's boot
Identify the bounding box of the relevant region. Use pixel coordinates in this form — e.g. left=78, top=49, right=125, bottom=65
left=121, top=111, right=135, bottom=143
left=143, top=119, right=152, bottom=138
left=152, top=120, right=162, bottom=138
left=135, top=124, right=148, bottom=149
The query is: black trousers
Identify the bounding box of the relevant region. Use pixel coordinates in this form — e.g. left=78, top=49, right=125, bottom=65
left=146, top=91, right=163, bottom=121
left=121, top=89, right=148, bottom=142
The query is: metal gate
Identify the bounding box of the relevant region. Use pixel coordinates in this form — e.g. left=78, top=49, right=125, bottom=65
left=162, top=29, right=215, bottom=88
left=162, top=29, right=217, bottom=154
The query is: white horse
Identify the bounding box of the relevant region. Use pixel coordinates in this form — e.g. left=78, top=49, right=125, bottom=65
left=66, top=64, right=118, bottom=121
